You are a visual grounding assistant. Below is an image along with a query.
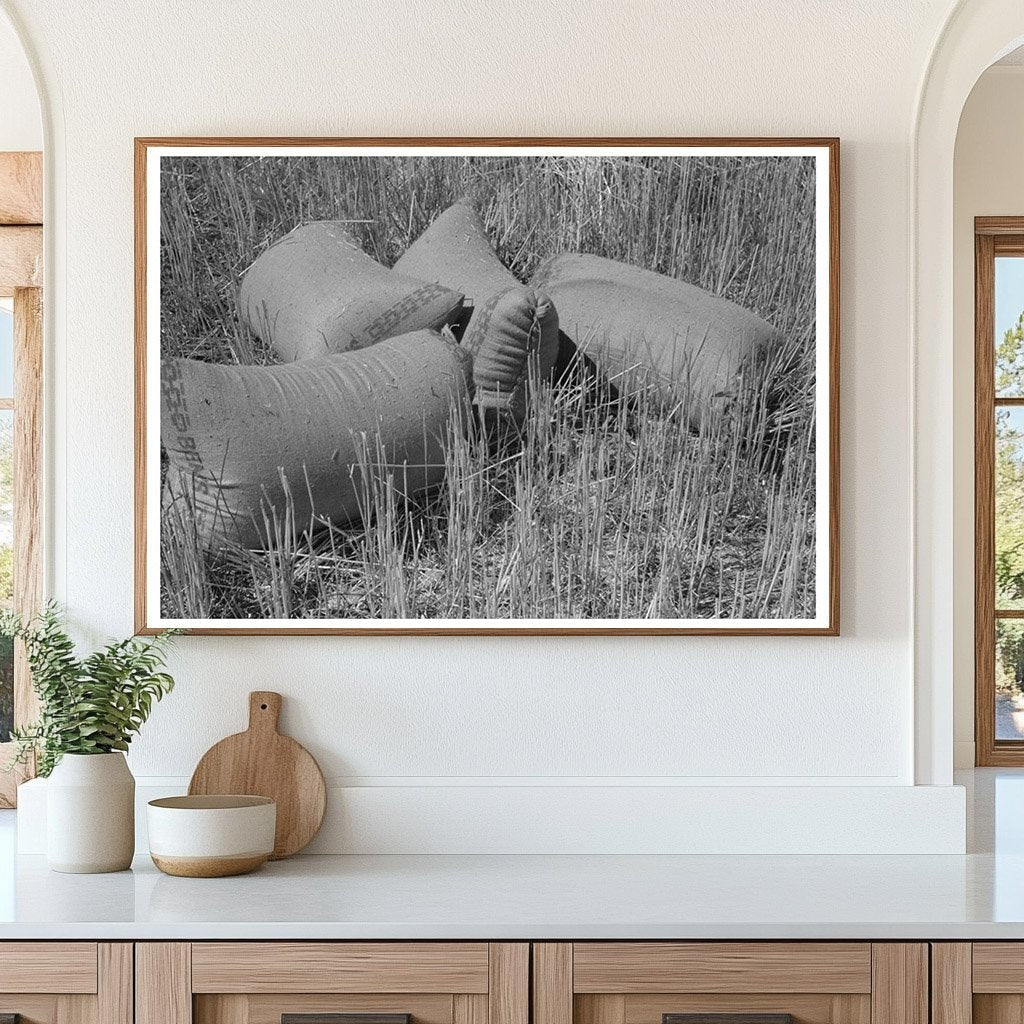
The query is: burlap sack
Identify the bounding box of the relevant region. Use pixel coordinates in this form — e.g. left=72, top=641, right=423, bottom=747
left=239, top=222, right=466, bottom=362
left=393, top=199, right=517, bottom=310
left=531, top=254, right=782, bottom=422
left=162, top=331, right=473, bottom=551
left=395, top=200, right=613, bottom=406
left=463, top=286, right=560, bottom=420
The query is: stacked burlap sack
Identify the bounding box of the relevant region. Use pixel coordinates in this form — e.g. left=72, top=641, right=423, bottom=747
left=162, top=201, right=782, bottom=552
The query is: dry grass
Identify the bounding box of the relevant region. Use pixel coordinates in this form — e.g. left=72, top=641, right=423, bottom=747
left=158, top=153, right=818, bottom=621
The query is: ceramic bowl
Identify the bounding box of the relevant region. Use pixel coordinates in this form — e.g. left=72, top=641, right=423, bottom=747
left=147, top=795, right=276, bottom=877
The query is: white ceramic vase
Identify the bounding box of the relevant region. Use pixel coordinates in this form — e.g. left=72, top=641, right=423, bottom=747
left=46, top=752, right=135, bottom=873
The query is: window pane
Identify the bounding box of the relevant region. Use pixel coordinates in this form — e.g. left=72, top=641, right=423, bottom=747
left=996, top=407, right=1024, bottom=609
left=998, top=620, right=1024, bottom=740
left=0, top=409, right=11, bottom=742
left=0, top=305, right=12, bottom=399
left=996, top=256, right=1024, bottom=397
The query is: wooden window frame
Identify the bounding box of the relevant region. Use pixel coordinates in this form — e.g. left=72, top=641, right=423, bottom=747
left=0, top=151, right=43, bottom=806
left=975, top=217, right=1024, bottom=765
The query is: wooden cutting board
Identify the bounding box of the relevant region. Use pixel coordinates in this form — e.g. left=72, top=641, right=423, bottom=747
left=188, top=691, right=326, bottom=859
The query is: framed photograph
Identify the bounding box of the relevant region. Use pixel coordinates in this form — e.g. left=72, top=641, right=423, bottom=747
left=135, top=137, right=839, bottom=635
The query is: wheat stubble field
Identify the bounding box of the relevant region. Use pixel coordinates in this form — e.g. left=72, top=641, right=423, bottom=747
left=158, top=154, right=818, bottom=623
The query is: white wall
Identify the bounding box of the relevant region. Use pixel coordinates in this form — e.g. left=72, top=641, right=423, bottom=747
left=1, top=0, right=974, bottom=851
left=0, top=10, right=40, bottom=152
left=952, top=65, right=1024, bottom=767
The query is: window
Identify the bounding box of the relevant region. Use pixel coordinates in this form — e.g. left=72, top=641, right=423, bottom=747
left=976, top=219, right=1024, bottom=764
left=0, top=150, right=43, bottom=806
left=0, top=287, right=42, bottom=805
left=0, top=301, right=12, bottom=745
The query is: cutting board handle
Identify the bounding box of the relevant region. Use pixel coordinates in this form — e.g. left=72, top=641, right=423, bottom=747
left=248, top=691, right=282, bottom=734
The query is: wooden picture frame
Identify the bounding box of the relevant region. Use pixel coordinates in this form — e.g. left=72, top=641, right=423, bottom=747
left=135, top=137, right=840, bottom=636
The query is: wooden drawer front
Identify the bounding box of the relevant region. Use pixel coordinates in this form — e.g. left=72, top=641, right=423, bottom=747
left=0, top=944, right=130, bottom=1024
left=532, top=945, right=925, bottom=1024
left=191, top=944, right=490, bottom=994
left=572, top=944, right=873, bottom=995
left=929, top=943, right=1024, bottom=1024
left=947, top=942, right=1024, bottom=1024
left=974, top=944, right=1024, bottom=993
left=142, top=943, right=527, bottom=1024
left=0, top=943, right=98, bottom=994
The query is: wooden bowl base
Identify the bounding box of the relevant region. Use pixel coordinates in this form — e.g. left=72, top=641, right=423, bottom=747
left=151, top=853, right=268, bottom=878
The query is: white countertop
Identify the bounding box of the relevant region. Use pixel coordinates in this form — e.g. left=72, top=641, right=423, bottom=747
left=1, top=769, right=1022, bottom=941
left=0, top=849, right=1020, bottom=941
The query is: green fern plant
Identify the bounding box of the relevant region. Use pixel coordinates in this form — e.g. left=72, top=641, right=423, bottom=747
left=1, top=603, right=178, bottom=777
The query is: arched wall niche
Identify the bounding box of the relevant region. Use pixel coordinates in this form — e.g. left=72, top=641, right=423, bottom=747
left=913, top=0, right=1024, bottom=785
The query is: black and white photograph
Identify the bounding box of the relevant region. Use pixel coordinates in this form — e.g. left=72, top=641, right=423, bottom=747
left=137, top=140, right=838, bottom=634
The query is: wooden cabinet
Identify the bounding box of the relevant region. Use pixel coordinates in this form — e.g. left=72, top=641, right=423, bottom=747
left=532, top=944, right=929, bottom=1024
left=136, top=944, right=528, bottom=1024
left=0, top=938, right=966, bottom=1024
left=932, top=943, right=1024, bottom=1024
left=0, top=943, right=131, bottom=1024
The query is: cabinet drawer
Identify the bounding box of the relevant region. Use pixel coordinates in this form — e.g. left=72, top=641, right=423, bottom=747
left=572, top=944, right=872, bottom=994
left=935, top=942, right=1024, bottom=1024
left=0, top=943, right=130, bottom=1024
left=0, top=942, right=98, bottom=994
left=973, top=943, right=1024, bottom=992
left=191, top=944, right=490, bottom=994
left=139, top=943, right=529, bottom=1024
left=534, top=944, right=926, bottom=1024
